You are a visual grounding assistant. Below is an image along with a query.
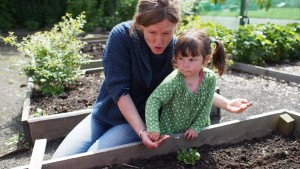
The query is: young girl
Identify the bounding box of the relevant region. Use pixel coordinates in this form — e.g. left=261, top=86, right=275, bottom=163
left=145, top=29, right=226, bottom=141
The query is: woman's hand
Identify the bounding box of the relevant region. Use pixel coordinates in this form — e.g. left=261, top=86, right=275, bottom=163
left=225, top=99, right=252, bottom=113
left=140, top=131, right=169, bottom=149
left=184, top=128, right=198, bottom=140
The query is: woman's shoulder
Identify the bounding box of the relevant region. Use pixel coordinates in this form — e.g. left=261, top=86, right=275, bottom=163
left=109, top=21, right=133, bottom=39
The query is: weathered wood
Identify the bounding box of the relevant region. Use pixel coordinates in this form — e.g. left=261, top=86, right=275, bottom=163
left=28, top=109, right=92, bottom=142
left=15, top=109, right=300, bottom=169
left=80, top=59, right=103, bottom=70
left=277, top=113, right=295, bottom=136
left=230, top=62, right=300, bottom=83
left=29, top=139, right=47, bottom=169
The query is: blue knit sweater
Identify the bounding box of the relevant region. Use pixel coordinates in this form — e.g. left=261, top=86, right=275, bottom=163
left=91, top=21, right=176, bottom=125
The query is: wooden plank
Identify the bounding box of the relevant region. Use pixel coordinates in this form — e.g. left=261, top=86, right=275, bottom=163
left=80, top=59, right=103, bottom=70
left=36, top=110, right=295, bottom=169
left=29, top=139, right=47, bottom=169
left=21, top=78, right=34, bottom=145
left=14, top=110, right=299, bottom=169
left=286, top=110, right=300, bottom=135
left=230, top=62, right=300, bottom=83
left=28, top=109, right=91, bottom=142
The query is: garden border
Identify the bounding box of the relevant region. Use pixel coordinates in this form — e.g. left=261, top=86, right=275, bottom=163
left=230, top=62, right=300, bottom=83
left=21, top=68, right=103, bottom=145
left=15, top=109, right=300, bottom=169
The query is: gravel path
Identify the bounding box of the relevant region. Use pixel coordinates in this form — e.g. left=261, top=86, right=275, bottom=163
left=0, top=46, right=299, bottom=168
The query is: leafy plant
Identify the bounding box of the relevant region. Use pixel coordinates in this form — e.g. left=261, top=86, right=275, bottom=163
left=1, top=12, right=91, bottom=96
left=177, top=148, right=201, bottom=165
left=231, top=23, right=300, bottom=66
left=178, top=15, right=233, bottom=53
left=5, top=133, right=30, bottom=150
left=33, top=108, right=47, bottom=117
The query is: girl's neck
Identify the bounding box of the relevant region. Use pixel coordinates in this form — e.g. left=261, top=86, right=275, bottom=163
left=184, top=69, right=203, bottom=94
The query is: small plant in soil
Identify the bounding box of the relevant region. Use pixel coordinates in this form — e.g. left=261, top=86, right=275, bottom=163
left=1, top=12, right=91, bottom=96
left=176, top=148, right=201, bottom=165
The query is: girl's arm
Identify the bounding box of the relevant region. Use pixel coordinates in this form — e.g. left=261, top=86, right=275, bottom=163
left=117, top=94, right=169, bottom=149
left=212, top=93, right=252, bottom=113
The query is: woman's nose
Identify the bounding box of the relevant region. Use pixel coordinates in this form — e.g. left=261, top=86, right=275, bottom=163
left=155, top=35, right=163, bottom=45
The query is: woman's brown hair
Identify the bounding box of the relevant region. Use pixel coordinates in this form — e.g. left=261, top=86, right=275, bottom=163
left=174, top=29, right=226, bottom=76
left=130, top=0, right=181, bottom=35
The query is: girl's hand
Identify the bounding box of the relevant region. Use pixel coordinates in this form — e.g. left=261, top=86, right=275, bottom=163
left=184, top=128, right=198, bottom=140
left=148, top=132, right=160, bottom=142
left=226, top=99, right=252, bottom=113
left=140, top=131, right=169, bottom=149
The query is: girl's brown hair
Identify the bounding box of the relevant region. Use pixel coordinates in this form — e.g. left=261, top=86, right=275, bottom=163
left=130, top=0, right=181, bottom=35
left=174, top=30, right=226, bottom=76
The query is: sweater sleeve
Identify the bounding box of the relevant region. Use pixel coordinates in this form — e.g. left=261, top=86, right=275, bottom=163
left=102, top=22, right=132, bottom=103
left=191, top=72, right=216, bottom=132
left=145, top=71, right=178, bottom=133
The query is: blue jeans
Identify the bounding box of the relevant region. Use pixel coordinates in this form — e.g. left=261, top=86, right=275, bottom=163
left=52, top=114, right=140, bottom=159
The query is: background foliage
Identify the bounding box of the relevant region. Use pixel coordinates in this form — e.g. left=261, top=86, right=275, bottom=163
left=0, top=0, right=137, bottom=32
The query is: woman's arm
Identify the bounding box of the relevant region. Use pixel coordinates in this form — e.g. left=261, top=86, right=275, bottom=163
left=213, top=93, right=252, bottom=113
left=117, top=94, right=169, bottom=149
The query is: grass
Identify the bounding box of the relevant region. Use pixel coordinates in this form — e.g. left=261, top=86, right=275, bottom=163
left=203, top=7, right=300, bottom=20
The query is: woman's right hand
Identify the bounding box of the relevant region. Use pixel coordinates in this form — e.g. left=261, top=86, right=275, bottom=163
left=140, top=131, right=169, bottom=149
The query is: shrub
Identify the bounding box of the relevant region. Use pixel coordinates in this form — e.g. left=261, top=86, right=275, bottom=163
left=231, top=23, right=300, bottom=66
left=178, top=15, right=234, bottom=55
left=1, top=12, right=91, bottom=96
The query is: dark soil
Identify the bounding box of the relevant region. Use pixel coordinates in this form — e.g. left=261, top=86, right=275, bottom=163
left=101, top=132, right=300, bottom=169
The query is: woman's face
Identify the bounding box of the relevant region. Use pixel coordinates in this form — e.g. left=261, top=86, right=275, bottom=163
left=141, top=19, right=176, bottom=54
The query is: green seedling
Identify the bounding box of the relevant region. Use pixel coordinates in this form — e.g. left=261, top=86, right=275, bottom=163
left=33, top=108, right=46, bottom=117
left=177, top=148, right=201, bottom=165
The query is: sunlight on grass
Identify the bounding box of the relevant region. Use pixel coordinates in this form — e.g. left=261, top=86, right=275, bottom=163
left=204, top=8, right=300, bottom=20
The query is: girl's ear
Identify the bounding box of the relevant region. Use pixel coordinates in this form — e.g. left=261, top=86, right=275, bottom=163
left=204, top=55, right=211, bottom=64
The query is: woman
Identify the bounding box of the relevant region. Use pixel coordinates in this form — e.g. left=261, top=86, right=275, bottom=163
left=52, top=0, right=251, bottom=159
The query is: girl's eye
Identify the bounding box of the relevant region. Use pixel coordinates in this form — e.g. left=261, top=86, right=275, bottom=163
left=189, top=58, right=194, bottom=62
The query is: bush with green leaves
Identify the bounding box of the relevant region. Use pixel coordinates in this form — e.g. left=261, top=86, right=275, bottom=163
left=66, top=0, right=138, bottom=31
left=231, top=23, right=300, bottom=66
left=177, top=148, right=201, bottom=165
left=178, top=15, right=234, bottom=53
left=1, top=12, right=91, bottom=96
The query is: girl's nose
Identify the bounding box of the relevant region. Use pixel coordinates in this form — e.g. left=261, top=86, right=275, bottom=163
left=183, top=59, right=189, bottom=67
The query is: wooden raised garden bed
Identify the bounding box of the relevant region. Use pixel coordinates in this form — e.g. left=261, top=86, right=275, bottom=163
left=15, top=109, right=300, bottom=169
left=21, top=68, right=103, bottom=145
left=230, top=62, right=300, bottom=83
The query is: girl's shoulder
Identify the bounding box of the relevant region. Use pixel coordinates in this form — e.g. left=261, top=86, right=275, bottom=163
left=203, top=68, right=217, bottom=82
left=160, top=69, right=181, bottom=85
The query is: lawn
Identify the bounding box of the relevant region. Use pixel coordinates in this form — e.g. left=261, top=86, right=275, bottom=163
left=203, top=7, right=300, bottom=20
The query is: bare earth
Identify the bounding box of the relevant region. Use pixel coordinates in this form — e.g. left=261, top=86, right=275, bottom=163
left=0, top=43, right=299, bottom=168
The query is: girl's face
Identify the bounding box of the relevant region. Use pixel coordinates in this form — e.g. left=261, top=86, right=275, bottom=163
left=141, top=19, right=176, bottom=54
left=176, top=52, right=209, bottom=78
